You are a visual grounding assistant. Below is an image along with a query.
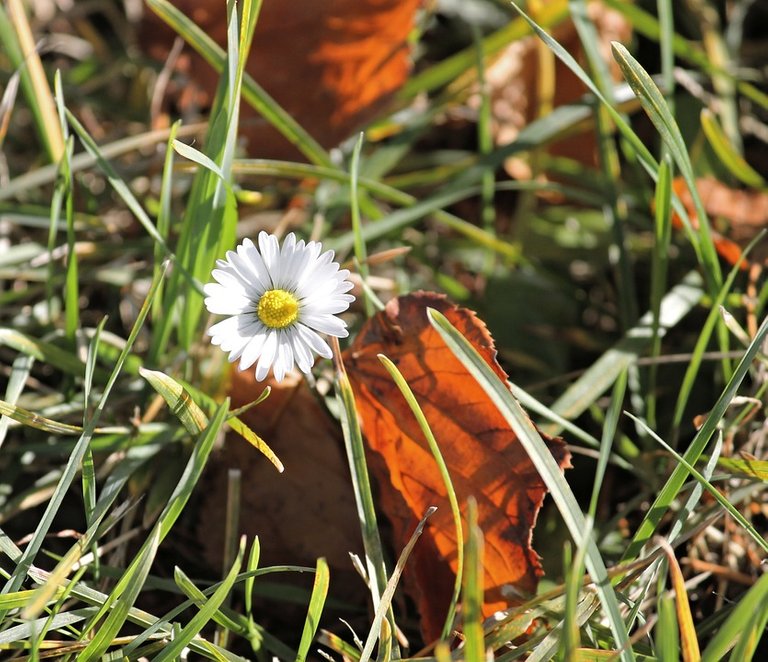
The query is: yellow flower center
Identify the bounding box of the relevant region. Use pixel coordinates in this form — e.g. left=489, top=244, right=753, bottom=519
left=257, top=289, right=299, bottom=329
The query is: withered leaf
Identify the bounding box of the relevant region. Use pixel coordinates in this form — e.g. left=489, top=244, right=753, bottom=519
left=344, top=292, right=570, bottom=641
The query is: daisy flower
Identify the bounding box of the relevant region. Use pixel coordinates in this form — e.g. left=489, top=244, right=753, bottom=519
left=204, top=232, right=355, bottom=382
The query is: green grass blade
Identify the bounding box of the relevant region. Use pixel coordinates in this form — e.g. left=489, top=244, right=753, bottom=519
left=77, top=527, right=162, bottom=661
left=624, top=310, right=768, bottom=560
left=244, top=537, right=260, bottom=617
left=349, top=133, right=373, bottom=317
left=656, top=594, right=680, bottom=662
left=646, top=157, right=673, bottom=429
left=154, top=538, right=245, bottom=662
left=588, top=370, right=627, bottom=519
left=700, top=108, right=765, bottom=188
left=79, top=398, right=230, bottom=647
left=629, top=414, right=768, bottom=555
left=610, top=42, right=722, bottom=290
left=428, top=308, right=634, bottom=661
left=140, top=367, right=209, bottom=434
left=462, top=498, right=485, bottom=662
left=296, top=557, right=329, bottom=662
left=378, top=353, right=463, bottom=641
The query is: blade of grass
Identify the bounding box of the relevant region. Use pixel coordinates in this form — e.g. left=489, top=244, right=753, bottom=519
left=646, top=157, right=673, bottom=430
left=5, top=0, right=64, bottom=162
left=461, top=498, right=485, bottom=662
left=588, top=369, right=627, bottom=520
left=153, top=538, right=245, bottom=662
left=140, top=367, right=209, bottom=434
left=296, top=558, right=330, bottom=662
left=628, top=414, right=768, bottom=555
left=700, top=108, right=765, bottom=189
left=378, top=354, right=463, bottom=641
left=349, top=134, right=373, bottom=316
left=333, top=340, right=398, bottom=657
left=0, top=351, right=34, bottom=450
left=428, top=308, right=634, bottom=661
left=610, top=41, right=721, bottom=291
left=701, top=573, right=768, bottom=662
left=76, top=527, right=162, bottom=661
left=78, top=398, right=231, bottom=658
left=656, top=594, right=679, bottom=662
left=656, top=538, right=701, bottom=662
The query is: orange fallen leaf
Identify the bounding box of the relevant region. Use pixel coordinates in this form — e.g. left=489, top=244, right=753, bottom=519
left=344, top=292, right=570, bottom=642
left=141, top=0, right=421, bottom=158
left=671, top=176, right=768, bottom=268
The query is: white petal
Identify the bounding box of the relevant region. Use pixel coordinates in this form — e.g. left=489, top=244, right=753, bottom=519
left=204, top=286, right=252, bottom=315
left=272, top=331, right=294, bottom=382
left=255, top=330, right=278, bottom=381
left=301, top=313, right=349, bottom=338
left=237, top=329, right=269, bottom=370
left=289, top=328, right=314, bottom=373
left=258, top=231, right=280, bottom=283
left=297, top=323, right=332, bottom=359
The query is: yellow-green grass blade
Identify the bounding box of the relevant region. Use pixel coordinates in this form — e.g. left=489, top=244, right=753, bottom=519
left=461, top=498, right=485, bottom=662
left=154, top=539, right=245, bottom=662
left=78, top=399, right=230, bottom=654
left=378, top=353, right=463, bottom=642
left=0, top=328, right=106, bottom=382
left=296, top=558, right=330, bottom=662
left=244, top=537, right=261, bottom=617
left=629, top=415, right=768, bottom=555
left=701, top=109, right=765, bottom=188
left=714, top=456, right=768, bottom=482
left=2, top=0, right=64, bottom=162
left=428, top=308, right=634, bottom=661
left=77, top=527, right=162, bottom=661
left=657, top=539, right=701, bottom=662
left=610, top=42, right=721, bottom=291
left=155, top=371, right=283, bottom=472
left=140, top=368, right=209, bottom=434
